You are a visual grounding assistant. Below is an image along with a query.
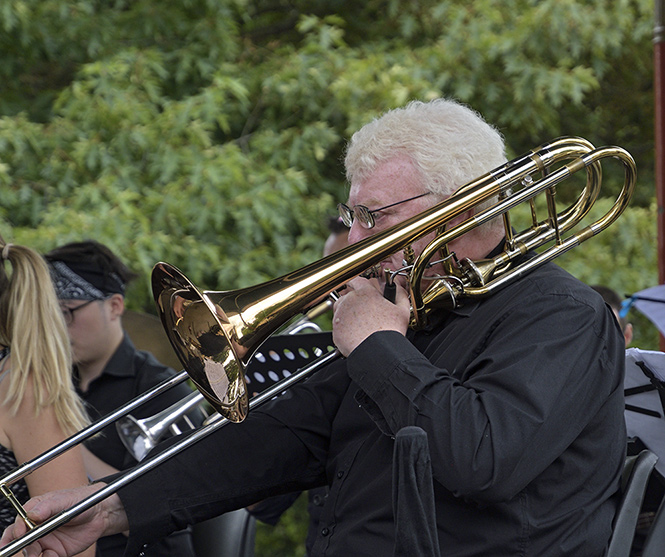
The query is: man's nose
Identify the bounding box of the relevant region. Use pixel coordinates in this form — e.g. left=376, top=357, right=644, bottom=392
left=347, top=221, right=371, bottom=245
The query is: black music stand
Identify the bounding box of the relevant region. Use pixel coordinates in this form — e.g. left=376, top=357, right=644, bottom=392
left=244, top=331, right=335, bottom=397
left=625, top=348, right=665, bottom=478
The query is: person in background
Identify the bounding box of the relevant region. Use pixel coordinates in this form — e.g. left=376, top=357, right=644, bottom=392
left=4, top=98, right=626, bottom=557
left=591, top=285, right=633, bottom=347
left=44, top=240, right=203, bottom=557
left=0, top=238, right=96, bottom=557
left=323, top=215, right=350, bottom=257
left=592, top=284, right=662, bottom=555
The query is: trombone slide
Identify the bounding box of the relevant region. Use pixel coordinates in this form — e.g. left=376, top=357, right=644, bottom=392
left=0, top=348, right=340, bottom=557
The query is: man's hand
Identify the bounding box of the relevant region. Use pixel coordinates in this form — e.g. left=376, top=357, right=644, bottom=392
left=0, top=483, right=128, bottom=557
left=332, top=276, right=410, bottom=357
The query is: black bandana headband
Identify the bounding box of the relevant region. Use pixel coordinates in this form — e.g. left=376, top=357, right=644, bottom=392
left=49, top=260, right=125, bottom=301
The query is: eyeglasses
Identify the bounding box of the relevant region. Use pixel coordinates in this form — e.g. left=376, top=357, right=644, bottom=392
left=60, top=299, right=98, bottom=326
left=337, top=192, right=431, bottom=229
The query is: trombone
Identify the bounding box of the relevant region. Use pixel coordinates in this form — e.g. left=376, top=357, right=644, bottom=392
left=0, top=348, right=340, bottom=556
left=0, top=137, right=637, bottom=556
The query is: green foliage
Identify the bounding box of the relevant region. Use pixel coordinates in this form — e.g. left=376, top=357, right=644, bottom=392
left=0, top=0, right=661, bottom=550
left=254, top=493, right=308, bottom=556
left=555, top=199, right=659, bottom=349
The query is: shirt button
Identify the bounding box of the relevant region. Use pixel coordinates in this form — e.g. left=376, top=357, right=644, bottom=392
left=321, top=527, right=330, bottom=536
left=312, top=494, right=323, bottom=505
left=337, top=471, right=344, bottom=479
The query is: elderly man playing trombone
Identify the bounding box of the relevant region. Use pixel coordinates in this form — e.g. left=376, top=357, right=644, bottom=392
left=1, top=98, right=627, bottom=557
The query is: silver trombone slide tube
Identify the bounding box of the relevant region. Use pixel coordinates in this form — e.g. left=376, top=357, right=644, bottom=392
left=0, top=348, right=341, bottom=557
left=0, top=370, right=189, bottom=488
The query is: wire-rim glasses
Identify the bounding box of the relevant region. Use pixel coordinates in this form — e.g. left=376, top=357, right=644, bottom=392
left=337, top=192, right=431, bottom=229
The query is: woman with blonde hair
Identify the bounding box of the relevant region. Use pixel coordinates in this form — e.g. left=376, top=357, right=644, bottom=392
left=0, top=238, right=95, bottom=555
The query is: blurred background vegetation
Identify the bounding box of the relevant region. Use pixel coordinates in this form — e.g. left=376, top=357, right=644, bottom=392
left=0, top=0, right=660, bottom=554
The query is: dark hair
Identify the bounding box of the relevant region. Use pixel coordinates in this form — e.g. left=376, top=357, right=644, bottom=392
left=45, top=240, right=138, bottom=286
left=591, top=284, right=628, bottom=331
left=327, top=215, right=348, bottom=235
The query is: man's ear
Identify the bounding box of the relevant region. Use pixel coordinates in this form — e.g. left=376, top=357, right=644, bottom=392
left=108, top=293, right=126, bottom=319
left=624, top=322, right=633, bottom=348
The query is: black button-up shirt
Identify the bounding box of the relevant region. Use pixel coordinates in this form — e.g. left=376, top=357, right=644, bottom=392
left=120, top=260, right=626, bottom=557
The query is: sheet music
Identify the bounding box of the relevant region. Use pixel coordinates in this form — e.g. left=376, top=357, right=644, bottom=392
left=626, top=347, right=665, bottom=382
left=624, top=348, right=665, bottom=476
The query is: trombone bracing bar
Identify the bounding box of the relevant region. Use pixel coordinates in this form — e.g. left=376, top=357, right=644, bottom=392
left=0, top=349, right=340, bottom=557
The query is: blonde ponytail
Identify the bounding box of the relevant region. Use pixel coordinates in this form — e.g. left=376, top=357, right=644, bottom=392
left=0, top=240, right=90, bottom=434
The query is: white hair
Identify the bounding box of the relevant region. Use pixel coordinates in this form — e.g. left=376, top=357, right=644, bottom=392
left=345, top=98, right=507, bottom=197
